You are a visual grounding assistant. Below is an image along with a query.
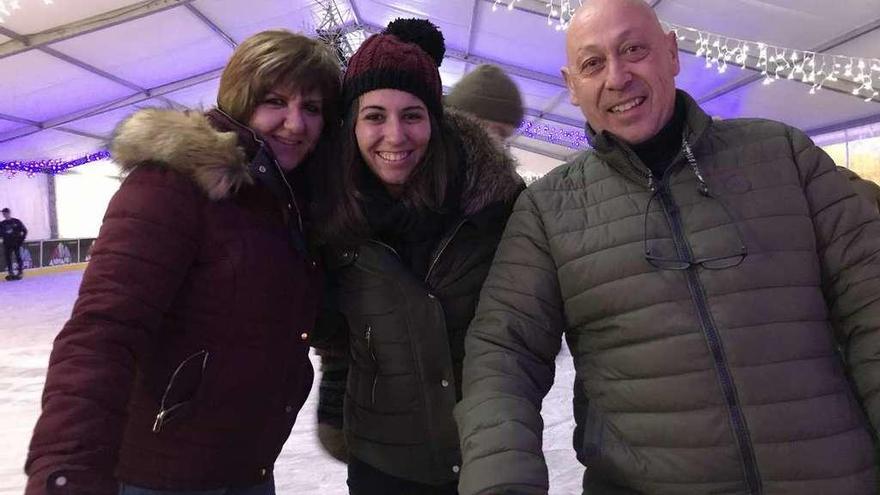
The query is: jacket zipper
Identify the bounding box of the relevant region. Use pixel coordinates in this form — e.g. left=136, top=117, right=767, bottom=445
left=656, top=182, right=762, bottom=494
left=365, top=324, right=378, bottom=404
left=424, top=219, right=467, bottom=283
left=153, top=349, right=209, bottom=433
left=368, top=239, right=401, bottom=260
left=214, top=107, right=304, bottom=233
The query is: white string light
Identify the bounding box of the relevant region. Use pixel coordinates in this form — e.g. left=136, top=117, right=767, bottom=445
left=0, top=0, right=54, bottom=23
left=667, top=22, right=879, bottom=102
left=492, top=0, right=581, bottom=31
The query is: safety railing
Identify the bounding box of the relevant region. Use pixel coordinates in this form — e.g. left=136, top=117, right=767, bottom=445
left=1, top=238, right=96, bottom=271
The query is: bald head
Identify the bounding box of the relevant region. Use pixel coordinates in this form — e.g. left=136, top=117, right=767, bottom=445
left=567, top=0, right=665, bottom=57
left=561, top=0, right=680, bottom=144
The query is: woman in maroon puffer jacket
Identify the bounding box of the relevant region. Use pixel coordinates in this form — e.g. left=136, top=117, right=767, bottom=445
left=24, top=30, right=340, bottom=495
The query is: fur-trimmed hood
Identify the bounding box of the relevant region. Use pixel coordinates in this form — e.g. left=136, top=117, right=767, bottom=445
left=110, top=108, right=254, bottom=200
left=443, top=107, right=524, bottom=216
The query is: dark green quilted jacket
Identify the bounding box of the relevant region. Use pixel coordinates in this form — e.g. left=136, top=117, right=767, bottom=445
left=455, top=91, right=880, bottom=495
left=320, top=109, right=524, bottom=486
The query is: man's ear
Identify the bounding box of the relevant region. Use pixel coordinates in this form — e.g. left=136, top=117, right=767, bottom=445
left=666, top=31, right=681, bottom=76
left=561, top=66, right=580, bottom=106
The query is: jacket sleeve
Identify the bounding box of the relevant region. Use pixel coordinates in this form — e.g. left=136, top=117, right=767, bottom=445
left=19, top=219, right=27, bottom=241
left=454, top=187, right=566, bottom=495
left=793, top=127, right=880, bottom=434
left=24, top=165, right=202, bottom=495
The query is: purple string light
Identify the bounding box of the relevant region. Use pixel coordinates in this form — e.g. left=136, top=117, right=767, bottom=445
left=517, top=121, right=590, bottom=150
left=1, top=150, right=111, bottom=178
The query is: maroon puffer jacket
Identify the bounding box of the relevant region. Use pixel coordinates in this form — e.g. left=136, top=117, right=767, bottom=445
left=25, top=109, right=322, bottom=494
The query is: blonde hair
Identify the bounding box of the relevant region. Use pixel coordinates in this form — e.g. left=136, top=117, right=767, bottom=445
left=218, top=30, right=341, bottom=124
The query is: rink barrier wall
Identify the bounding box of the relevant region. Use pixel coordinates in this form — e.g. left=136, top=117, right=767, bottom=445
left=0, top=237, right=96, bottom=272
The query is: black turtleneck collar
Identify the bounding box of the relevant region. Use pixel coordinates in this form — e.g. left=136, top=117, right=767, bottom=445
left=631, top=94, right=686, bottom=178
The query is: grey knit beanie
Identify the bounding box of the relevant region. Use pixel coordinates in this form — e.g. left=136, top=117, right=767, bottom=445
left=446, top=64, right=524, bottom=127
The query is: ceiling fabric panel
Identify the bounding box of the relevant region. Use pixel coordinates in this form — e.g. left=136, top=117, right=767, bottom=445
left=0, top=50, right=133, bottom=122
left=655, top=0, right=880, bottom=48
left=700, top=76, right=880, bottom=132
left=470, top=1, right=567, bottom=76
left=675, top=52, right=748, bottom=101
left=0, top=129, right=103, bottom=161
left=513, top=75, right=567, bottom=114
left=192, top=0, right=324, bottom=43
left=48, top=8, right=234, bottom=88
left=0, top=120, right=30, bottom=134
left=826, top=28, right=880, bottom=60
left=162, top=78, right=221, bottom=109
left=0, top=0, right=145, bottom=34
left=353, top=0, right=473, bottom=50
left=60, top=98, right=165, bottom=137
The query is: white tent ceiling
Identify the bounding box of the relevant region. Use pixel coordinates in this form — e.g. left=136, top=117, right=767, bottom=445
left=0, top=0, right=878, bottom=166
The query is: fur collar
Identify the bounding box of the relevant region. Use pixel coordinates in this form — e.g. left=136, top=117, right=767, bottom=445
left=443, top=108, right=523, bottom=216
left=110, top=108, right=253, bottom=200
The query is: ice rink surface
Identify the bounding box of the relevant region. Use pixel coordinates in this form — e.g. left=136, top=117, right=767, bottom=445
left=0, top=269, right=582, bottom=494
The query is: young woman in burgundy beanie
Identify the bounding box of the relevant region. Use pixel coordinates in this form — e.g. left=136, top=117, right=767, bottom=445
left=310, top=17, right=524, bottom=495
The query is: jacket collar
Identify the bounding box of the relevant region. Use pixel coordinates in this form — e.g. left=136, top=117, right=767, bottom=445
left=583, top=90, right=713, bottom=186
left=442, top=107, right=524, bottom=216
left=110, top=107, right=255, bottom=200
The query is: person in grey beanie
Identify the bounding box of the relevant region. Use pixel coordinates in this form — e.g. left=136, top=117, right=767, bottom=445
left=446, top=64, right=524, bottom=142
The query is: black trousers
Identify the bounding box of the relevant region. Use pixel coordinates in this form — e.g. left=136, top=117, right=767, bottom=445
left=4, top=242, right=22, bottom=275
left=348, top=456, right=458, bottom=495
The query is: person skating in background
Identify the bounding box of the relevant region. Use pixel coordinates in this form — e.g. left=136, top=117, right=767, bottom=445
left=310, top=18, right=523, bottom=495
left=24, top=30, right=340, bottom=495
left=445, top=64, right=524, bottom=143
left=454, top=0, right=880, bottom=493
left=1, top=207, right=27, bottom=280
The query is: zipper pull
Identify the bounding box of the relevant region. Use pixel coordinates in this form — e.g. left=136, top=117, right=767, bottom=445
left=152, top=410, right=167, bottom=433
left=647, top=174, right=657, bottom=192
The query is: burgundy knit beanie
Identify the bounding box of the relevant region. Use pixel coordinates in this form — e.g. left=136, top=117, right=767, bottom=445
left=343, top=18, right=445, bottom=118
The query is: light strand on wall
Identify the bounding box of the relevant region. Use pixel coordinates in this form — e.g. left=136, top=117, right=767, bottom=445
left=0, top=0, right=55, bottom=23
left=1, top=150, right=110, bottom=178
left=518, top=120, right=589, bottom=150
left=667, top=22, right=880, bottom=102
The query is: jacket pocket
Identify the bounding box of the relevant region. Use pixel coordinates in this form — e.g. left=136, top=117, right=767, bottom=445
left=152, top=349, right=210, bottom=433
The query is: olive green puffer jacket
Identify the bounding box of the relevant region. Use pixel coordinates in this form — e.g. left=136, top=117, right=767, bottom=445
left=455, top=91, right=880, bottom=495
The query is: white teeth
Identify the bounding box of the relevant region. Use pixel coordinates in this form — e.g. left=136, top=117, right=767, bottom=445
left=378, top=151, right=410, bottom=162
left=611, top=97, right=645, bottom=113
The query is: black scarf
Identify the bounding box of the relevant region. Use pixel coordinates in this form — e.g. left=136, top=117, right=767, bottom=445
left=631, top=94, right=686, bottom=178
left=359, top=167, right=462, bottom=279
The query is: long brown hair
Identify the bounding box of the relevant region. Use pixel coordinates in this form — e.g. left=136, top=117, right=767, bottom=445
left=313, top=100, right=460, bottom=246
